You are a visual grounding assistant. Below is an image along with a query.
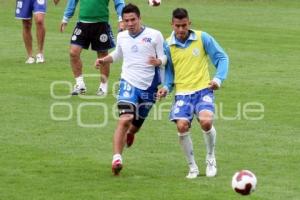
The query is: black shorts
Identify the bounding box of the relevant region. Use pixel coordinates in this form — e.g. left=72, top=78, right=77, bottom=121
left=70, top=22, right=115, bottom=51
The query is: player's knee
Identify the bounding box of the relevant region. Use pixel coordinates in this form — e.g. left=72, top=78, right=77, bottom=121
left=119, top=114, right=134, bottom=128
left=176, top=120, right=190, bottom=133
left=34, top=14, right=44, bottom=26
left=69, top=49, right=80, bottom=59
left=200, top=120, right=212, bottom=132
left=198, top=110, right=213, bottom=131
left=22, top=20, right=32, bottom=30
left=35, top=18, right=44, bottom=27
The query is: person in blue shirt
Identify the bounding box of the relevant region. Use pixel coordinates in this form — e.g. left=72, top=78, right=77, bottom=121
left=60, top=0, right=125, bottom=96
left=157, top=8, right=229, bottom=179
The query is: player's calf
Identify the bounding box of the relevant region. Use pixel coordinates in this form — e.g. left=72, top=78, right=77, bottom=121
left=125, top=132, right=135, bottom=148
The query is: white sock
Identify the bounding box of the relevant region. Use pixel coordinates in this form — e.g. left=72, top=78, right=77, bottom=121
left=75, top=75, right=84, bottom=86
left=178, top=132, right=198, bottom=170
left=112, top=154, right=122, bottom=163
left=202, top=126, right=216, bottom=160
left=100, top=81, right=108, bottom=93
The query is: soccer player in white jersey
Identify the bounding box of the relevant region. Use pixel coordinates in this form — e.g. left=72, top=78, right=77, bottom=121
left=95, top=3, right=166, bottom=176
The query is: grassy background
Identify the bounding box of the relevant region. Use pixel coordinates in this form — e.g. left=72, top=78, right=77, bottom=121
left=0, top=0, right=299, bottom=199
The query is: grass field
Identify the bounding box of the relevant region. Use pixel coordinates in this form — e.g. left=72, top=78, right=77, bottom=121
left=1, top=0, right=300, bottom=199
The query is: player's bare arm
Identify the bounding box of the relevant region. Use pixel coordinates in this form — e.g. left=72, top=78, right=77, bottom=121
left=148, top=56, right=162, bottom=66
left=118, top=21, right=126, bottom=31
left=208, top=80, right=220, bottom=90
left=60, top=22, right=67, bottom=33
left=156, top=88, right=168, bottom=100
left=95, top=56, right=113, bottom=69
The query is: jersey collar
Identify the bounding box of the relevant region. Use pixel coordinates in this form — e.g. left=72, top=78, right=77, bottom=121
left=168, top=29, right=198, bottom=47
left=129, top=26, right=146, bottom=38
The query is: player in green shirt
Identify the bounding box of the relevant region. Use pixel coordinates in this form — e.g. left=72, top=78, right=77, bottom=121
left=60, top=0, right=125, bottom=95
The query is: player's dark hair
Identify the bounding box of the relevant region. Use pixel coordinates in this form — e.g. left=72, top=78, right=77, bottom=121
left=172, top=8, right=189, bottom=20
left=122, top=3, right=140, bottom=18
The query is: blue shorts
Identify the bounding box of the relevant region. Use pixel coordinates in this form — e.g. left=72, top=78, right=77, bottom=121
left=169, top=88, right=215, bottom=122
left=15, top=0, right=47, bottom=19
left=117, top=79, right=157, bottom=127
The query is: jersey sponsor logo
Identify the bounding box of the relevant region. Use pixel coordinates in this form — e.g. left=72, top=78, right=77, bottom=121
left=131, top=45, right=138, bottom=53
left=141, top=37, right=152, bottom=43
left=16, top=8, right=20, bottom=14
left=203, top=95, right=212, bottom=103
left=99, top=34, right=108, bottom=43
left=37, top=0, right=45, bottom=5
left=192, top=48, right=200, bottom=56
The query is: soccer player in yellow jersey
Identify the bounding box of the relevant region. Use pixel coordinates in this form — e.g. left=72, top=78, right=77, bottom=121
left=157, top=8, right=229, bottom=179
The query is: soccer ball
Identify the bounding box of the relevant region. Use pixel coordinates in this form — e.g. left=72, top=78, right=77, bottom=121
left=232, top=170, right=257, bottom=195
left=148, top=0, right=161, bottom=7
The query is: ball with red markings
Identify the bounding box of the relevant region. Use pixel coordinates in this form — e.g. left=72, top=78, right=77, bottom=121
left=148, top=0, right=161, bottom=7
left=232, top=170, right=257, bottom=195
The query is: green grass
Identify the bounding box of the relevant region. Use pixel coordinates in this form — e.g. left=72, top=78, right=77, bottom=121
left=1, top=0, right=300, bottom=199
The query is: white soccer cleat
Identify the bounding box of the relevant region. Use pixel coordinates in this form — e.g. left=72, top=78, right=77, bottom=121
left=206, top=158, right=217, bottom=177
left=25, top=57, right=35, bottom=64
left=186, top=168, right=199, bottom=179
left=36, top=53, right=45, bottom=63
left=96, top=87, right=107, bottom=96
left=71, top=84, right=86, bottom=95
